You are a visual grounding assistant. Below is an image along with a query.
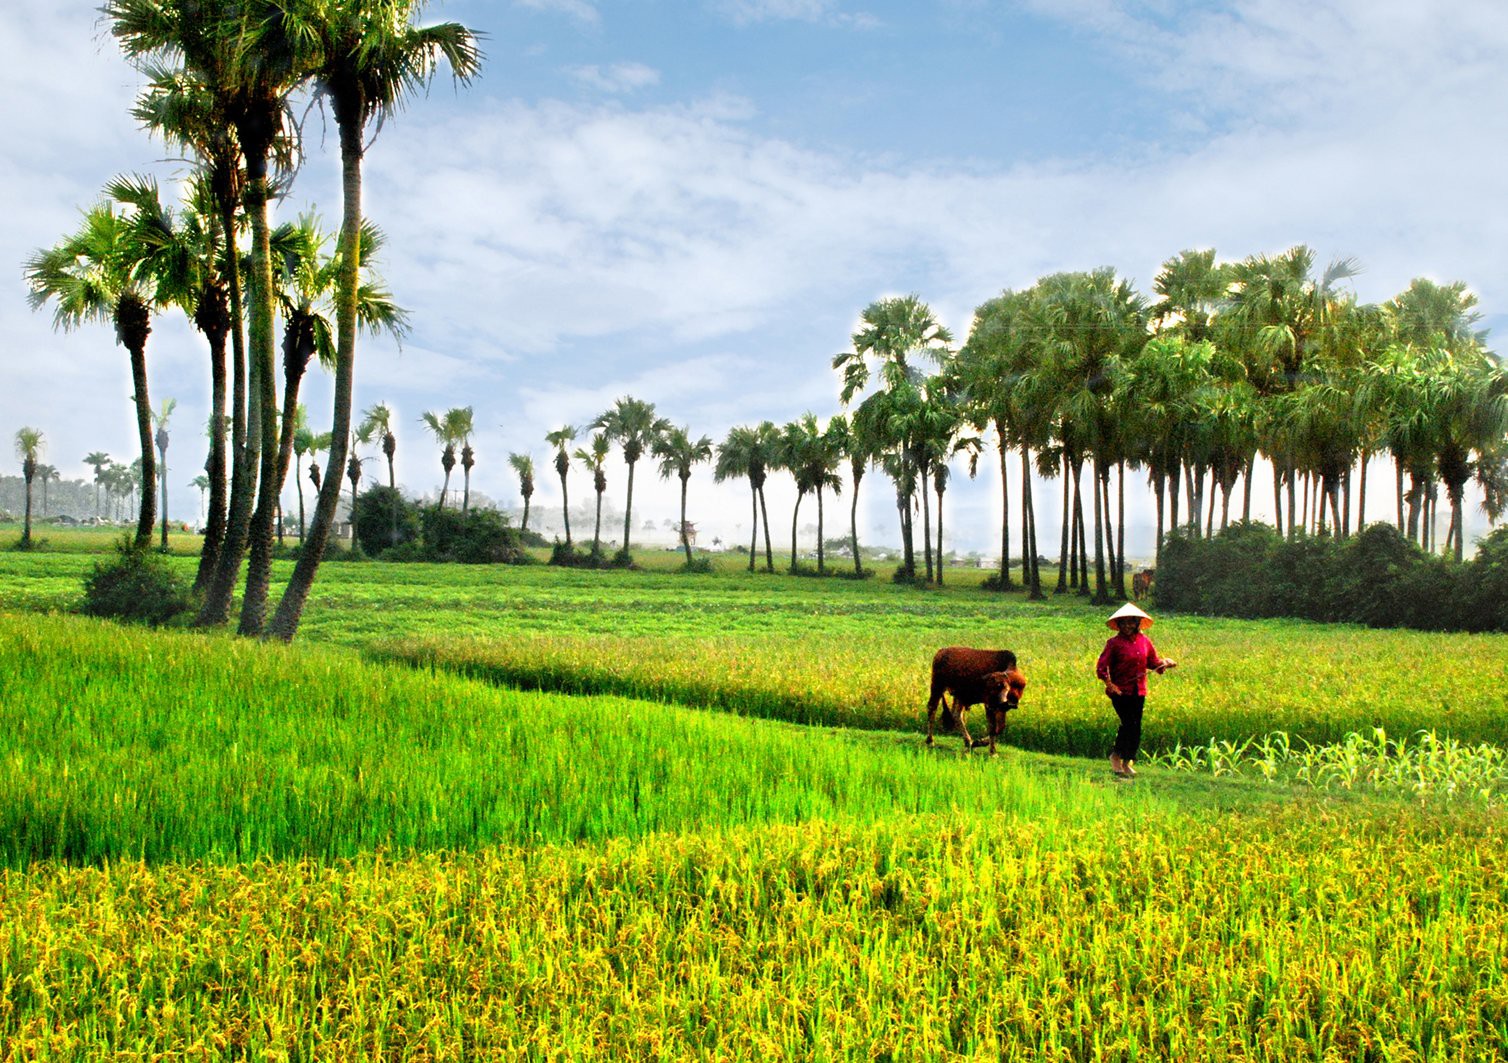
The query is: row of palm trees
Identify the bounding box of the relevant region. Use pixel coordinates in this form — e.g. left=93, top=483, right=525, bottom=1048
left=490, top=247, right=1504, bottom=598
left=22, top=0, right=480, bottom=642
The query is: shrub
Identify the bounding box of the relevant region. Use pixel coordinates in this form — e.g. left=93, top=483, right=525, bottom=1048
left=420, top=506, right=528, bottom=564
left=352, top=487, right=421, bottom=557
left=1463, top=527, right=1508, bottom=632
left=81, top=539, right=191, bottom=626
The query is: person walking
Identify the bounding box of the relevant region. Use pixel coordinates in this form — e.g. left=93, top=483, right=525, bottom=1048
left=1096, top=602, right=1176, bottom=778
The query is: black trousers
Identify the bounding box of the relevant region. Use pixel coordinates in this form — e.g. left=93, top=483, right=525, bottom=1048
left=1109, top=694, right=1146, bottom=761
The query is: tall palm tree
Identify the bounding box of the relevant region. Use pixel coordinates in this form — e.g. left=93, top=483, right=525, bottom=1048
left=574, top=433, right=611, bottom=557
left=14, top=429, right=44, bottom=548
left=109, top=1, right=262, bottom=607
left=823, top=411, right=879, bottom=576
left=776, top=414, right=843, bottom=572
left=1223, top=245, right=1359, bottom=538
left=833, top=294, right=953, bottom=579
left=451, top=407, right=477, bottom=514
left=420, top=408, right=466, bottom=508
left=84, top=451, right=112, bottom=517
left=359, top=401, right=399, bottom=490
left=152, top=397, right=177, bottom=548
left=545, top=425, right=577, bottom=547
left=508, top=453, right=536, bottom=532
left=25, top=195, right=168, bottom=549
left=715, top=423, right=779, bottom=572
left=653, top=425, right=714, bottom=566
left=594, top=397, right=671, bottom=559
left=268, top=0, right=482, bottom=642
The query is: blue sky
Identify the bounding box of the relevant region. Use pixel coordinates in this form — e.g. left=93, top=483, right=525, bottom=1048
left=4, top=0, right=1506, bottom=556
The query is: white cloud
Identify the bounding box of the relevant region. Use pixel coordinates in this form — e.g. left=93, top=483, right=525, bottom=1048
left=564, top=62, right=662, bottom=94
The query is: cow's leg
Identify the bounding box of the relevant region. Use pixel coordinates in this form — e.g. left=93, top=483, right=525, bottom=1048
left=926, top=682, right=943, bottom=745
left=955, top=703, right=973, bottom=749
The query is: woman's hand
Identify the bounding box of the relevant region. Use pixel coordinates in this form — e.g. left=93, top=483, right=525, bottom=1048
left=1104, top=680, right=1122, bottom=696
left=1156, top=660, right=1177, bottom=673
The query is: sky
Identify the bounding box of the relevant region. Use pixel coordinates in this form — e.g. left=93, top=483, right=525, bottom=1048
left=4, top=0, right=1507, bottom=559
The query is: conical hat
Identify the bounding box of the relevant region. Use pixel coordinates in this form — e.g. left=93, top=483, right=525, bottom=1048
left=1106, top=602, right=1153, bottom=630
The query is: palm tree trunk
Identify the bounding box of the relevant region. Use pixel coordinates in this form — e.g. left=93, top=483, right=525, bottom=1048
left=1154, top=470, right=1166, bottom=568
left=748, top=485, right=758, bottom=572
left=918, top=465, right=933, bottom=582
left=1395, top=459, right=1405, bottom=531
left=817, top=486, right=829, bottom=574
left=849, top=470, right=863, bottom=576
left=1091, top=457, right=1108, bottom=604
left=267, top=107, right=363, bottom=643
left=1167, top=456, right=1181, bottom=533
left=1023, top=449, right=1043, bottom=600
left=159, top=443, right=170, bottom=550
left=1242, top=455, right=1254, bottom=522
left=197, top=198, right=252, bottom=626
left=21, top=471, right=34, bottom=548
left=560, top=471, right=573, bottom=547
left=622, top=459, right=637, bottom=555
left=996, top=424, right=1011, bottom=588
left=1357, top=451, right=1368, bottom=531
left=1115, top=459, right=1127, bottom=601
left=296, top=471, right=306, bottom=542
left=1056, top=454, right=1070, bottom=594
left=1286, top=466, right=1298, bottom=539
left=680, top=475, right=692, bottom=565
left=789, top=491, right=803, bottom=570
left=196, top=288, right=231, bottom=591
left=118, top=300, right=157, bottom=550
left=934, top=482, right=944, bottom=586
left=593, top=487, right=604, bottom=556
left=758, top=486, right=775, bottom=572
left=1075, top=462, right=1090, bottom=596
left=238, top=149, right=283, bottom=637
left=522, top=496, right=531, bottom=532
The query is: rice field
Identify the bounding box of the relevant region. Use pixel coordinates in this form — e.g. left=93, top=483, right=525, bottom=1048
left=2, top=539, right=1508, bottom=1057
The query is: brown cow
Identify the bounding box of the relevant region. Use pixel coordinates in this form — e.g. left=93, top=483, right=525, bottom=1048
left=1132, top=568, right=1155, bottom=600
left=926, top=646, right=1028, bottom=754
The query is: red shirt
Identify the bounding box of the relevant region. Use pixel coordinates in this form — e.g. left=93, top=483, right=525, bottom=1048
left=1096, top=632, right=1165, bottom=695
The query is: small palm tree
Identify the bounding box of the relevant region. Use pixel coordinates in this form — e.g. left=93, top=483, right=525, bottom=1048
left=574, top=433, right=611, bottom=557
left=360, top=402, right=400, bottom=491
left=84, top=451, right=112, bottom=517
left=15, top=429, right=44, bottom=547
left=508, top=452, right=536, bottom=532
left=545, top=425, right=578, bottom=547
left=190, top=473, right=211, bottom=522
left=653, top=425, right=714, bottom=566
left=593, top=396, right=671, bottom=559
left=152, top=397, right=177, bottom=548
left=421, top=409, right=460, bottom=508
left=451, top=407, right=477, bottom=514
left=715, top=424, right=778, bottom=572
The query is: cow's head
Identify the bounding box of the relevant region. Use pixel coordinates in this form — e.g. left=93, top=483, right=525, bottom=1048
left=982, top=668, right=1027, bottom=734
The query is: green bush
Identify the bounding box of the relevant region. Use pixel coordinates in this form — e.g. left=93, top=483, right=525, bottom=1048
left=81, top=539, right=192, bottom=626
left=420, top=506, right=529, bottom=565
left=1155, top=520, right=1498, bottom=632
left=351, top=486, right=421, bottom=557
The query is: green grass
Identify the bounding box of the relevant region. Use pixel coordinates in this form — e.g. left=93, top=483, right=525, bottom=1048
left=3, top=540, right=1508, bottom=1057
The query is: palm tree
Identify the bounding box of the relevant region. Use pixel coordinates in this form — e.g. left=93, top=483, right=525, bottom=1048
left=191, top=473, right=211, bottom=522
left=291, top=409, right=316, bottom=541
left=594, top=397, right=671, bottom=559
left=545, top=425, right=577, bottom=547
left=420, top=409, right=464, bottom=508
left=152, top=397, right=177, bottom=548
left=508, top=453, right=536, bottom=532
left=1223, top=245, right=1359, bottom=537
left=574, top=433, right=611, bottom=557
left=714, top=423, right=778, bottom=572
left=833, top=295, right=954, bottom=579
left=108, top=1, right=262, bottom=609
left=25, top=195, right=167, bottom=548
left=84, top=451, right=112, bottom=517
left=776, top=414, right=842, bottom=572
left=14, top=429, right=44, bottom=547
left=823, top=412, right=878, bottom=576
left=653, top=426, right=714, bottom=566
left=450, top=407, right=477, bottom=514
left=268, top=0, right=482, bottom=642
left=360, top=402, right=400, bottom=490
